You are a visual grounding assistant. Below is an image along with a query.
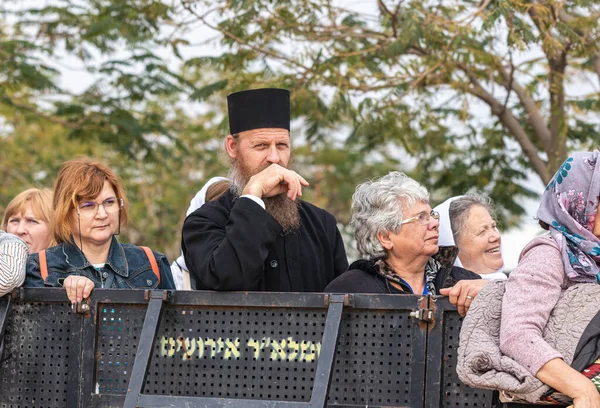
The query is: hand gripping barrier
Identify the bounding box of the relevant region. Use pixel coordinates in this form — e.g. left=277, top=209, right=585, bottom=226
left=0, top=289, right=554, bottom=408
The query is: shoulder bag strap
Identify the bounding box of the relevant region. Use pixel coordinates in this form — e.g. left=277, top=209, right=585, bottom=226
left=39, top=250, right=48, bottom=282
left=139, top=246, right=160, bottom=284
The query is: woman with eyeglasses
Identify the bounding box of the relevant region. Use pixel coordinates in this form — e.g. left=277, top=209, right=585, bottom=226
left=325, top=171, right=487, bottom=315
left=25, top=158, right=175, bottom=303
left=434, top=192, right=506, bottom=280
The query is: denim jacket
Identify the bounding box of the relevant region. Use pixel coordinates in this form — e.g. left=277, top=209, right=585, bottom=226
left=25, top=236, right=175, bottom=290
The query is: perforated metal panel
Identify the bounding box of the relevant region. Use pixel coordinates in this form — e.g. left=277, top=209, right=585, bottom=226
left=0, top=290, right=506, bottom=408
left=438, top=309, right=495, bottom=407
left=95, top=304, right=146, bottom=394
left=0, top=301, right=77, bottom=408
left=142, top=306, right=326, bottom=401
left=328, top=310, right=421, bottom=407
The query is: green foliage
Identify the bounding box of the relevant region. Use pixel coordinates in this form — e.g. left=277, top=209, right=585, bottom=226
left=180, top=0, right=599, bottom=225
left=2, top=0, right=600, bottom=246
left=0, top=100, right=229, bottom=259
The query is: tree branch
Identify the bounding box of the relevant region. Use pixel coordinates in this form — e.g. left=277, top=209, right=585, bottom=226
left=457, top=0, right=492, bottom=25
left=548, top=52, right=568, bottom=170
left=494, top=62, right=553, bottom=154
left=377, top=0, right=398, bottom=37
left=556, top=8, right=600, bottom=83
left=459, top=66, right=550, bottom=183
left=2, top=95, right=88, bottom=130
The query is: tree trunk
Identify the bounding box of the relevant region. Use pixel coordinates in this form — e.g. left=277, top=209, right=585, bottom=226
left=547, top=52, right=568, bottom=177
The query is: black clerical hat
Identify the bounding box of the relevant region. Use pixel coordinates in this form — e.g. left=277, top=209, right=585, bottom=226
left=227, top=88, right=290, bottom=134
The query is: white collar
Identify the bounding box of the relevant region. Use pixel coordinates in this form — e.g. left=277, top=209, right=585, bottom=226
left=479, top=271, right=507, bottom=280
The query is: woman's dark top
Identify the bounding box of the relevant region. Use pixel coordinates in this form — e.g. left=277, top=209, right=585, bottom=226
left=324, top=247, right=480, bottom=294
left=25, top=236, right=175, bottom=289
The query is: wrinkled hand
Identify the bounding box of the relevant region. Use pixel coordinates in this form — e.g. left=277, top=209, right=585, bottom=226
left=242, top=164, right=309, bottom=201
left=571, top=395, right=600, bottom=408
left=63, top=275, right=94, bottom=304
left=439, top=279, right=488, bottom=316
left=571, top=386, right=600, bottom=408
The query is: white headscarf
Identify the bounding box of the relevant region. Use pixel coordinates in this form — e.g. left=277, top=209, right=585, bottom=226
left=171, top=177, right=228, bottom=289
left=433, top=196, right=506, bottom=280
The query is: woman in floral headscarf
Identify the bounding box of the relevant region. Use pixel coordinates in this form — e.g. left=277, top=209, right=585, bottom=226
left=500, top=150, right=600, bottom=407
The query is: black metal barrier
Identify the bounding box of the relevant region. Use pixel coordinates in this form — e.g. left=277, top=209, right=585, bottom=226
left=0, top=289, right=558, bottom=408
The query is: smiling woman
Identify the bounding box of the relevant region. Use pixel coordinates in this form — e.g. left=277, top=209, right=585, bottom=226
left=434, top=193, right=506, bottom=280
left=24, top=158, right=175, bottom=303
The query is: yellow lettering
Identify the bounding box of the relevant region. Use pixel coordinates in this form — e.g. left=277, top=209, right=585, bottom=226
left=270, top=338, right=288, bottom=361
left=286, top=337, right=300, bottom=361
left=160, top=336, right=176, bottom=357
left=197, top=337, right=205, bottom=359
left=205, top=338, right=224, bottom=358
left=224, top=339, right=241, bottom=359
left=247, top=338, right=268, bottom=360
left=178, top=338, right=196, bottom=361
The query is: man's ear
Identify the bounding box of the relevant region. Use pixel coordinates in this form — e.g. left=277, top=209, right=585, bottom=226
left=377, top=231, right=393, bottom=250
left=225, top=135, right=237, bottom=159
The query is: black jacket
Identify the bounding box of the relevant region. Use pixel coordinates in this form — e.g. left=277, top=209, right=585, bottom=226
left=182, top=190, right=348, bottom=292
left=324, top=248, right=480, bottom=294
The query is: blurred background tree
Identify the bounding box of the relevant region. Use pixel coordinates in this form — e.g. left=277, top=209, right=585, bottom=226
left=1, top=0, right=599, bottom=256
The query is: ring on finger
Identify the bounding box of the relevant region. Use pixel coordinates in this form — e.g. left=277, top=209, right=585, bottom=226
left=466, top=295, right=473, bottom=301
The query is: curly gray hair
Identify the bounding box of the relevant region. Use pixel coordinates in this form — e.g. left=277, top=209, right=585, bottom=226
left=351, top=171, right=430, bottom=259
left=449, top=191, right=496, bottom=245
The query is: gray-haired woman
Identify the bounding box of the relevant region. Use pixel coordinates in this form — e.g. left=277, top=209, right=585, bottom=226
left=324, top=171, right=487, bottom=315
left=434, top=193, right=506, bottom=280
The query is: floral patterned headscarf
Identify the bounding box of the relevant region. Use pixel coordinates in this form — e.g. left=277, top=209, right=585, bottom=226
left=537, top=150, right=600, bottom=282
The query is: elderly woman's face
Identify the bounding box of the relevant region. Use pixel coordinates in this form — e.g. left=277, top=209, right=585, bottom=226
left=456, top=205, right=503, bottom=274
left=380, top=201, right=440, bottom=260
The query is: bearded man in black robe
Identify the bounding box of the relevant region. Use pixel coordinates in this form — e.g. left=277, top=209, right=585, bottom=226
left=182, top=88, right=348, bottom=291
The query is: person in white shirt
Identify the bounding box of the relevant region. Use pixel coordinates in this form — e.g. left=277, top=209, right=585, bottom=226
left=0, top=231, right=28, bottom=296
left=171, top=177, right=229, bottom=289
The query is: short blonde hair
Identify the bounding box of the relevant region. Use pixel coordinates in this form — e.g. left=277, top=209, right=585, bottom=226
left=2, top=188, right=54, bottom=231
left=52, top=158, right=129, bottom=244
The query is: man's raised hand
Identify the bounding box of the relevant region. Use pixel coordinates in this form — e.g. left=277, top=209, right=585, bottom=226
left=242, top=164, right=309, bottom=201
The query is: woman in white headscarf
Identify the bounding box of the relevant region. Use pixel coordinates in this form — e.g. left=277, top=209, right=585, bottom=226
left=171, top=177, right=230, bottom=289
left=434, top=192, right=506, bottom=280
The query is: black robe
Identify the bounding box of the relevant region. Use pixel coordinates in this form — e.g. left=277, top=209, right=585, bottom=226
left=324, top=247, right=481, bottom=294
left=182, top=190, right=348, bottom=292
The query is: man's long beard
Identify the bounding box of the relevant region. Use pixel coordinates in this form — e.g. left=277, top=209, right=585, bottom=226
left=230, top=162, right=301, bottom=232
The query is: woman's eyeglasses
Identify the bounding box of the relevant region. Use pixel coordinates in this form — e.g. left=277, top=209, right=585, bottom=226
left=401, top=210, right=440, bottom=225
left=77, top=198, right=123, bottom=218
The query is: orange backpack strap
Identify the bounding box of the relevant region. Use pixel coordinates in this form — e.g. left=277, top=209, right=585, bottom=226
left=139, top=246, right=160, bottom=284
left=39, top=250, right=48, bottom=281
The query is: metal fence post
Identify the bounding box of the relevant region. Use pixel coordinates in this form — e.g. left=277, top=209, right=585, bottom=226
left=309, top=294, right=347, bottom=408
left=123, top=290, right=167, bottom=408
